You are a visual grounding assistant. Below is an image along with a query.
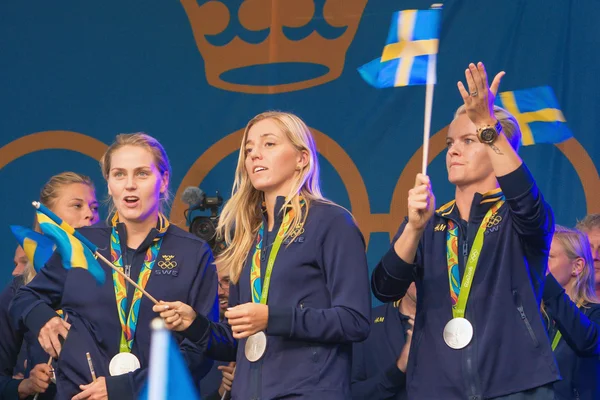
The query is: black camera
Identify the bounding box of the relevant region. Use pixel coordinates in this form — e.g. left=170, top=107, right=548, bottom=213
left=182, top=187, right=227, bottom=256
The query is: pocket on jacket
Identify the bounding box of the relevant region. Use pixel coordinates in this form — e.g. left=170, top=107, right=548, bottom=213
left=512, top=290, right=539, bottom=348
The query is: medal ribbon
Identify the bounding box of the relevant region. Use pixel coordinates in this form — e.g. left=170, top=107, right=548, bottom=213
left=110, top=212, right=169, bottom=352
left=551, top=331, right=562, bottom=351
left=446, top=199, right=504, bottom=319
left=250, top=199, right=304, bottom=304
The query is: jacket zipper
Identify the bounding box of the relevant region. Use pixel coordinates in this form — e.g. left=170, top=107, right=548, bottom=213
left=513, top=290, right=539, bottom=347
left=455, top=219, right=479, bottom=398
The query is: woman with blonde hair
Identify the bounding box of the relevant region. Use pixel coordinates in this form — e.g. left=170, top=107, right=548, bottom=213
left=10, top=134, right=219, bottom=400
left=154, top=111, right=371, bottom=399
left=1, top=171, right=99, bottom=400
left=544, top=225, right=600, bottom=399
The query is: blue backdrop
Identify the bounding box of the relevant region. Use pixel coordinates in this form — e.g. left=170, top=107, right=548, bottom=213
left=1, top=0, right=599, bottom=308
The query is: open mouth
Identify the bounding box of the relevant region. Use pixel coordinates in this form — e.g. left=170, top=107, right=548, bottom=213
left=254, top=166, right=268, bottom=174
left=123, top=196, right=140, bottom=207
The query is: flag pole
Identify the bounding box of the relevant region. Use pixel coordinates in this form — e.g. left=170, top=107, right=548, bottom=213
left=94, top=252, right=158, bottom=305
left=32, top=201, right=159, bottom=305
left=422, top=53, right=436, bottom=175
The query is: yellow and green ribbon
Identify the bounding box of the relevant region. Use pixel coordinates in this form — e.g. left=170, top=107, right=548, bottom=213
left=250, top=200, right=304, bottom=305
left=446, top=200, right=504, bottom=318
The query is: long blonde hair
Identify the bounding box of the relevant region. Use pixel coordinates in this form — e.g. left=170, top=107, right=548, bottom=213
left=24, top=171, right=95, bottom=285
left=553, top=225, right=598, bottom=306
left=217, top=111, right=330, bottom=283
left=99, top=133, right=172, bottom=219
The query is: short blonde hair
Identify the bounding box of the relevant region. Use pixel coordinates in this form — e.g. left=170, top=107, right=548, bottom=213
left=454, top=105, right=521, bottom=152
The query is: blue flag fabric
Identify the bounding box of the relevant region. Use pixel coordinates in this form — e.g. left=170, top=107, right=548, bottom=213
left=495, top=86, right=573, bottom=146
left=358, top=9, right=441, bottom=88
left=35, top=203, right=105, bottom=284
left=10, top=225, right=55, bottom=272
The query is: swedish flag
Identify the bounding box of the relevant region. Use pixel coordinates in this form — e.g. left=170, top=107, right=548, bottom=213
left=495, top=86, right=573, bottom=146
left=35, top=203, right=105, bottom=285
left=10, top=225, right=55, bottom=273
left=358, top=9, right=441, bottom=88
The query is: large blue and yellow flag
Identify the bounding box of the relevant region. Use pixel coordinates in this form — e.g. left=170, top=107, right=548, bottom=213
left=495, top=86, right=573, bottom=146
left=358, top=9, right=441, bottom=88
left=35, top=202, right=105, bottom=284
left=10, top=225, right=55, bottom=273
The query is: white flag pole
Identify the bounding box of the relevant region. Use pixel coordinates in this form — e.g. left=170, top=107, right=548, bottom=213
left=422, top=53, right=437, bottom=175
left=148, top=318, right=168, bottom=400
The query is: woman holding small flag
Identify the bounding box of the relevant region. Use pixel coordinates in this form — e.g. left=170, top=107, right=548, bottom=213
left=154, top=111, right=372, bottom=400
left=371, top=62, right=560, bottom=399
left=10, top=133, right=219, bottom=400
left=543, top=226, right=600, bottom=399
left=1, top=171, right=99, bottom=400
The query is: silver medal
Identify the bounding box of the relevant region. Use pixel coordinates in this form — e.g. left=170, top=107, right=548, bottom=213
left=443, top=317, right=473, bottom=349
left=244, top=331, right=267, bottom=362
left=109, top=352, right=141, bottom=376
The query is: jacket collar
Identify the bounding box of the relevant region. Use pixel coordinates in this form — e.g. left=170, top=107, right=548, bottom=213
left=260, top=196, right=297, bottom=230
left=111, top=212, right=170, bottom=252
left=435, top=188, right=504, bottom=222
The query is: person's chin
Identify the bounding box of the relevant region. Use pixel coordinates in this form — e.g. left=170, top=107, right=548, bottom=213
left=251, top=180, right=273, bottom=193
left=447, top=174, right=462, bottom=185
left=118, top=208, right=142, bottom=222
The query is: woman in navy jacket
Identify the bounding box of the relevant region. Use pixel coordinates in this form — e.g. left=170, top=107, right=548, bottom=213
left=0, top=171, right=99, bottom=400
left=9, top=133, right=218, bottom=400
left=154, top=111, right=372, bottom=399
left=544, top=226, right=600, bottom=399
left=371, top=62, right=559, bottom=399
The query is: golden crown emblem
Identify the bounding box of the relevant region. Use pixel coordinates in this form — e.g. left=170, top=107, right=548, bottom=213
left=181, top=0, right=368, bottom=94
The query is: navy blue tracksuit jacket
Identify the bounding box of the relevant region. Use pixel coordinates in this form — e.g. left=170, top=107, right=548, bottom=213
left=544, top=274, right=600, bottom=399
left=372, top=164, right=560, bottom=399
left=9, top=223, right=218, bottom=400
left=351, top=301, right=410, bottom=400
left=0, top=276, right=55, bottom=399
left=186, top=198, right=372, bottom=399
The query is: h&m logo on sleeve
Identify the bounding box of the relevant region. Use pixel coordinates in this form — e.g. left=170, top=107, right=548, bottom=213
left=155, top=255, right=178, bottom=277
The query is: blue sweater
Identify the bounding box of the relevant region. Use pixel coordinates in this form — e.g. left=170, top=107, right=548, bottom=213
left=187, top=198, right=372, bottom=399
left=351, top=301, right=409, bottom=400
left=543, top=274, right=600, bottom=400
left=9, top=223, right=218, bottom=400
left=0, top=276, right=56, bottom=400
left=372, top=164, right=560, bottom=399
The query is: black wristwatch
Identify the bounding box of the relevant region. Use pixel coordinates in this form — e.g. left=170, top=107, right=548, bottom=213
left=477, top=120, right=503, bottom=145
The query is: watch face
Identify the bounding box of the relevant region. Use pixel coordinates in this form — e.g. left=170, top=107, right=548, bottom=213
left=480, top=128, right=497, bottom=143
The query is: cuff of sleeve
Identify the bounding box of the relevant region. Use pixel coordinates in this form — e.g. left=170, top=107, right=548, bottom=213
left=543, top=274, right=566, bottom=301
left=183, top=315, right=211, bottom=343
left=266, top=306, right=293, bottom=337
left=382, top=247, right=416, bottom=281
left=106, top=373, right=132, bottom=400
left=3, top=379, right=23, bottom=399
left=24, top=303, right=59, bottom=336
left=383, top=363, right=406, bottom=388
left=496, top=163, right=534, bottom=200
